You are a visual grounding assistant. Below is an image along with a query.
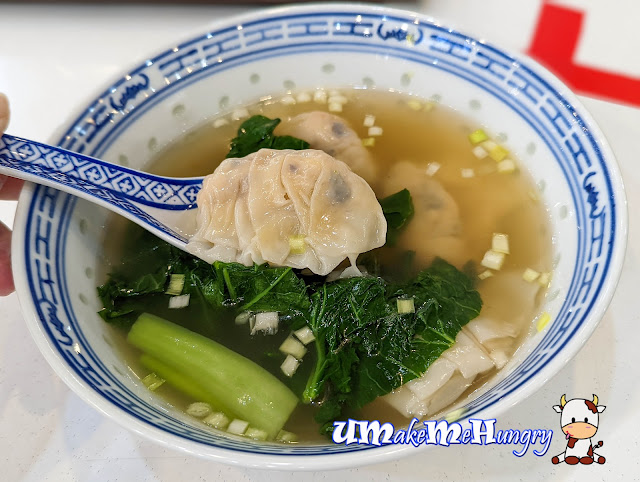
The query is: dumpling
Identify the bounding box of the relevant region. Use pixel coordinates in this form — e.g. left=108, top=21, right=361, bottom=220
left=277, top=111, right=377, bottom=184
left=186, top=148, right=387, bottom=275
left=381, top=161, right=469, bottom=269
left=383, top=331, right=493, bottom=418
left=463, top=270, right=541, bottom=368
left=383, top=271, right=543, bottom=417
left=383, top=384, right=429, bottom=419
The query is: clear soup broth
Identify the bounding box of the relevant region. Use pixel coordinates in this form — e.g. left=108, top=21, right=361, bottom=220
left=102, top=88, right=551, bottom=444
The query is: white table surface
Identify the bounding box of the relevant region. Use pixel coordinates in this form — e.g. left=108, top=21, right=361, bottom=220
left=1, top=2, right=639, bottom=480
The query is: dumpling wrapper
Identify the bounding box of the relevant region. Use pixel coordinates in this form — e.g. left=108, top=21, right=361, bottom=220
left=383, top=385, right=428, bottom=418
left=186, top=148, right=387, bottom=275
left=277, top=111, right=377, bottom=184
left=463, top=270, right=542, bottom=368
left=381, top=161, right=469, bottom=269
left=384, top=271, right=543, bottom=417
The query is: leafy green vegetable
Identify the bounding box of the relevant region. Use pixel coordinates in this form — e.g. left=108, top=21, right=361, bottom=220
left=226, top=115, right=310, bottom=158
left=98, top=228, right=481, bottom=437
left=212, top=261, right=310, bottom=327
left=379, top=188, right=415, bottom=245
left=98, top=229, right=309, bottom=328
left=97, top=231, right=177, bottom=325
left=303, top=258, right=481, bottom=433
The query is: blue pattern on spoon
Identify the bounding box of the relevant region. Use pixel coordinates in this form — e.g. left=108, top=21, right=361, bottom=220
left=0, top=133, right=201, bottom=246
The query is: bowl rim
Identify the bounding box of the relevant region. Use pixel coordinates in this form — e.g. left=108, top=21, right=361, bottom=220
left=11, top=1, right=628, bottom=471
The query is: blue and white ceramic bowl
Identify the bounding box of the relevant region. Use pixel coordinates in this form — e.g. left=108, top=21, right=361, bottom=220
left=11, top=3, right=627, bottom=470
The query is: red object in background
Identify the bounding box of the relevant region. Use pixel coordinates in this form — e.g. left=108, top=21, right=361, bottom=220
left=528, top=2, right=640, bottom=106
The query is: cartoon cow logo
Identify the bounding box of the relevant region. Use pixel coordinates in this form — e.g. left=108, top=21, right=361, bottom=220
left=551, top=394, right=606, bottom=465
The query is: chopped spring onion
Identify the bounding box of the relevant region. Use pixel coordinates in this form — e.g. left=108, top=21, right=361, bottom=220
left=293, top=326, right=316, bottom=345
left=461, top=168, right=475, bottom=178
left=472, top=145, right=488, bottom=159
left=423, top=101, right=436, bottom=112
left=186, top=402, right=213, bottom=418
left=281, top=95, right=296, bottom=105
left=397, top=297, right=415, bottom=314
left=425, top=162, right=441, bottom=176
left=528, top=189, right=540, bottom=202
left=328, top=102, right=343, bottom=113
left=407, top=99, right=423, bottom=111
left=289, top=235, right=306, bottom=255
left=481, top=250, right=506, bottom=271
left=227, top=419, right=250, bottom=435
left=245, top=427, right=269, bottom=441
left=213, top=118, right=229, bottom=128
left=280, top=354, right=301, bottom=377
left=522, top=268, right=540, bottom=283
left=477, top=270, right=494, bottom=280
left=203, top=411, right=230, bottom=430
left=328, top=94, right=348, bottom=105
left=497, top=159, right=516, bottom=173
left=250, top=312, right=279, bottom=335
left=165, top=274, right=185, bottom=295
left=482, top=139, right=497, bottom=152
left=469, top=129, right=488, bottom=144
left=276, top=429, right=299, bottom=443
left=363, top=114, right=376, bottom=127
left=142, top=372, right=165, bottom=391
left=296, top=92, right=312, bottom=103
left=538, top=272, right=552, bottom=287
left=231, top=108, right=249, bottom=121
left=445, top=407, right=467, bottom=424
left=368, top=126, right=383, bottom=137
left=279, top=336, right=307, bottom=360
left=488, top=144, right=509, bottom=162
left=313, top=90, right=327, bottom=104
left=362, top=137, right=376, bottom=147
left=536, top=312, right=552, bottom=332
left=168, top=294, right=190, bottom=309
left=235, top=312, right=251, bottom=325
left=492, top=233, right=510, bottom=254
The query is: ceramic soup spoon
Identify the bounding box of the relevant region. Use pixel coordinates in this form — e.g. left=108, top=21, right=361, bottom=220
left=0, top=134, right=202, bottom=248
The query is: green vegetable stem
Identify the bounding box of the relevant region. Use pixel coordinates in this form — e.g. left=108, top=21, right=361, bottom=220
left=128, top=313, right=299, bottom=440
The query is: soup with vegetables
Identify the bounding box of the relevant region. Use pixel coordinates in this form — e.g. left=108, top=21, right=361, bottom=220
left=98, top=88, right=552, bottom=443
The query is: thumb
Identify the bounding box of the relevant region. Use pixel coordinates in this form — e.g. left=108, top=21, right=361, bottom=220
left=0, top=221, right=14, bottom=296
left=0, top=93, right=9, bottom=134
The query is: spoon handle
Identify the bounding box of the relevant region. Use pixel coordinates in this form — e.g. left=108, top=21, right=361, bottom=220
left=0, top=134, right=201, bottom=210
left=0, top=134, right=201, bottom=246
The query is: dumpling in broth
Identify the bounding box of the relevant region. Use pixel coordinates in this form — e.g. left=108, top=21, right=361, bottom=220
left=383, top=270, right=542, bottom=418
left=186, top=148, right=387, bottom=275
left=381, top=161, right=469, bottom=269
left=277, top=111, right=377, bottom=184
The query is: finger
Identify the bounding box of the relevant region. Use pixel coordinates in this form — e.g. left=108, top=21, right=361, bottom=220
left=0, top=176, right=24, bottom=200
left=0, top=220, right=14, bottom=296
left=0, top=93, right=9, bottom=133
left=0, top=95, right=16, bottom=296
